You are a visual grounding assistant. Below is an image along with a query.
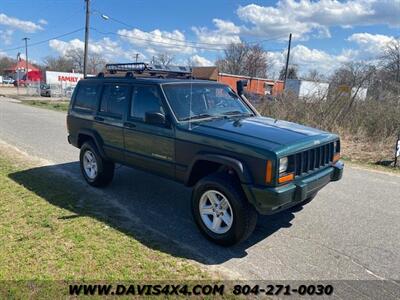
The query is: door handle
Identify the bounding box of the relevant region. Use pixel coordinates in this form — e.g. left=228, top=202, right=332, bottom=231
left=124, top=122, right=136, bottom=128
left=94, top=116, right=104, bottom=122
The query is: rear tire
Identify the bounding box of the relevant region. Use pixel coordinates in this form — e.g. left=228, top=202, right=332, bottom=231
left=80, top=141, right=114, bottom=187
left=191, top=173, right=257, bottom=246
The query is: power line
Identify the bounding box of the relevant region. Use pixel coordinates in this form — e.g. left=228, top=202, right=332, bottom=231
left=91, top=27, right=284, bottom=52
left=91, top=8, right=287, bottom=47
left=0, top=28, right=85, bottom=53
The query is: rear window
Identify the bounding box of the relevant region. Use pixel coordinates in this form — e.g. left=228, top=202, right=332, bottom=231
left=74, top=84, right=99, bottom=111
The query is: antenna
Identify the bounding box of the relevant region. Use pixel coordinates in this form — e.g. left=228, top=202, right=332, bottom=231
left=189, top=63, right=193, bottom=130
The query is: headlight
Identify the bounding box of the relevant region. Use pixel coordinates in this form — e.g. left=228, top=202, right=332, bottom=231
left=279, top=157, right=288, bottom=173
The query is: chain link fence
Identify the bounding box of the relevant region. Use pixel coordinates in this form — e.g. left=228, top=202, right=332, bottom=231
left=15, top=81, right=75, bottom=100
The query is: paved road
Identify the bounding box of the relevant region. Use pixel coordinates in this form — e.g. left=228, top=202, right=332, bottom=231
left=1, top=97, right=399, bottom=281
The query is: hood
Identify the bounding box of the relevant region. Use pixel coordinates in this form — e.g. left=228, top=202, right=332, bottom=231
left=188, top=116, right=336, bottom=151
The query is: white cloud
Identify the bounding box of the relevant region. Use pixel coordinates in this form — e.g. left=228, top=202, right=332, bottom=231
left=0, top=29, right=14, bottom=45
left=117, top=28, right=194, bottom=55
left=0, top=13, right=43, bottom=33
left=38, top=19, right=48, bottom=25
left=190, top=55, right=213, bottom=66
left=192, top=18, right=241, bottom=46
left=49, top=37, right=144, bottom=62
left=235, top=0, right=400, bottom=40
left=267, top=44, right=358, bottom=77
left=348, top=32, right=396, bottom=54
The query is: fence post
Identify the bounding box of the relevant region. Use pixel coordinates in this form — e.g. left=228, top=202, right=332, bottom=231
left=395, top=133, right=400, bottom=167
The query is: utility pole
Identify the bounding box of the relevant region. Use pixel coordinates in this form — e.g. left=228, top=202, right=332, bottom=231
left=135, top=53, right=139, bottom=63
left=283, top=33, right=292, bottom=90
left=22, top=38, right=30, bottom=81
left=83, top=0, right=90, bottom=77
left=16, top=52, right=20, bottom=94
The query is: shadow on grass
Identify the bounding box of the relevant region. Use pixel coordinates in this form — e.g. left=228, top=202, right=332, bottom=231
left=8, top=162, right=304, bottom=265
left=375, top=160, right=396, bottom=167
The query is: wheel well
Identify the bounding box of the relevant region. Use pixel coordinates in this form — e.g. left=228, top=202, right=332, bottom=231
left=187, top=160, right=241, bottom=187
left=77, top=134, right=94, bottom=148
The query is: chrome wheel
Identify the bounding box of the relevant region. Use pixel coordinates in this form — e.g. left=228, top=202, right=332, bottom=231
left=199, top=190, right=233, bottom=234
left=83, top=150, right=98, bottom=180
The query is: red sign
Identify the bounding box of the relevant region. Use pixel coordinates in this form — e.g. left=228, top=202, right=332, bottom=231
left=58, top=75, right=80, bottom=82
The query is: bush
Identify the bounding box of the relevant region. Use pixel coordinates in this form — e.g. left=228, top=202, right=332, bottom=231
left=257, top=92, right=400, bottom=164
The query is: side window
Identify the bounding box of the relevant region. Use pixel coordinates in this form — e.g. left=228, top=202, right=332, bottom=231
left=130, top=85, right=165, bottom=121
left=99, top=84, right=130, bottom=118
left=74, top=84, right=99, bottom=111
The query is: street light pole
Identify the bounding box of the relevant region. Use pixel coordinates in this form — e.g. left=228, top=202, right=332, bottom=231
left=83, top=0, right=90, bottom=77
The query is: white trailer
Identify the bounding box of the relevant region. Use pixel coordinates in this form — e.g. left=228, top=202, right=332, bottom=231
left=285, top=79, right=329, bottom=100
left=45, top=71, right=84, bottom=88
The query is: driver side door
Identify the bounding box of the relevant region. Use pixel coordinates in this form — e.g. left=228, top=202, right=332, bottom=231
left=123, top=84, right=175, bottom=179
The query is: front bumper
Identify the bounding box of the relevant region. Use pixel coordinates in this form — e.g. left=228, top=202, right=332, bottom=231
left=242, top=161, right=344, bottom=214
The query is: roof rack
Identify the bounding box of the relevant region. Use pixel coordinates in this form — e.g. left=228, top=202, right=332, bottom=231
left=104, top=62, right=193, bottom=79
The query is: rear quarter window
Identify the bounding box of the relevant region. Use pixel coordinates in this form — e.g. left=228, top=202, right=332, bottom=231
left=73, top=83, right=100, bottom=111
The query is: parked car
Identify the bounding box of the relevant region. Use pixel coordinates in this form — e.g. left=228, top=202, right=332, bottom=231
left=66, top=64, right=344, bottom=246
left=40, top=84, right=51, bottom=97
left=2, top=76, right=15, bottom=84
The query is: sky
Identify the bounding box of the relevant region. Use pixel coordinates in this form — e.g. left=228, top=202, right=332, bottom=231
left=0, top=0, right=399, bottom=78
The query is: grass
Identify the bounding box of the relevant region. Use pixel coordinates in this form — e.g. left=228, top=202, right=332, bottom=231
left=0, top=149, right=210, bottom=298
left=341, top=156, right=400, bottom=175
left=21, top=100, right=69, bottom=112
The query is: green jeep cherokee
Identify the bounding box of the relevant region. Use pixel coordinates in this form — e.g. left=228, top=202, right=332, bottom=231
left=67, top=65, right=343, bottom=246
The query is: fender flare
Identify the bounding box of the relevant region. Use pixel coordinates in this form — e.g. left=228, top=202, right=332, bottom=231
left=77, top=129, right=107, bottom=159
left=185, top=153, right=252, bottom=185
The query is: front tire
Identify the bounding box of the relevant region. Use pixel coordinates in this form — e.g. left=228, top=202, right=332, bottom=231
left=80, top=141, right=114, bottom=187
left=191, top=173, right=258, bottom=246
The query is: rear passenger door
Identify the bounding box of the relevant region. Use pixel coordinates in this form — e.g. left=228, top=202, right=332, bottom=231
left=93, top=83, right=130, bottom=163
left=124, top=84, right=175, bottom=179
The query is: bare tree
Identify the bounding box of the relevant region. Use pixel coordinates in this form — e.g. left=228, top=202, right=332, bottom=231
left=88, top=53, right=107, bottom=74
left=154, top=53, right=175, bottom=66
left=43, top=56, right=75, bottom=72
left=302, top=69, right=326, bottom=82
left=58, top=49, right=107, bottom=74
left=244, top=44, right=268, bottom=77
left=330, top=62, right=375, bottom=94
left=65, top=48, right=84, bottom=73
left=381, top=38, right=400, bottom=83
left=279, top=65, right=298, bottom=80
left=0, top=57, right=15, bottom=72
left=216, top=43, right=268, bottom=77
left=0, top=56, right=15, bottom=74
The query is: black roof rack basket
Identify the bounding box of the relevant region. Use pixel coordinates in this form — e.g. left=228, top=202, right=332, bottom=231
left=105, top=62, right=192, bottom=79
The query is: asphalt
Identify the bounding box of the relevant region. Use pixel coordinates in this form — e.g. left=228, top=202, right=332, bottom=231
left=1, top=97, right=399, bottom=283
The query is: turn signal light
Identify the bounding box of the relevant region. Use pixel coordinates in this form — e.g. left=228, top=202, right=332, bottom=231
left=333, top=153, right=341, bottom=163
left=265, top=160, right=273, bottom=183
left=278, top=173, right=294, bottom=184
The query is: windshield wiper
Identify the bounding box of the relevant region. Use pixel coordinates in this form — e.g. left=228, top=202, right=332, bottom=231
left=222, top=111, right=252, bottom=117
left=180, top=113, right=213, bottom=121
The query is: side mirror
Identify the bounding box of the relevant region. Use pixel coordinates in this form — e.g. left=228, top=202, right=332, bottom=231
left=236, top=79, right=248, bottom=96
left=144, top=111, right=167, bottom=126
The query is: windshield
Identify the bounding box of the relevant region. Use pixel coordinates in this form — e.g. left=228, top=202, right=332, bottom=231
left=162, top=83, right=253, bottom=121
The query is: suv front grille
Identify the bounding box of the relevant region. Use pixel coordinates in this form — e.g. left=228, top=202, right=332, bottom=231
left=293, top=142, right=335, bottom=176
